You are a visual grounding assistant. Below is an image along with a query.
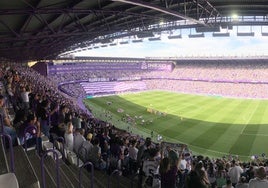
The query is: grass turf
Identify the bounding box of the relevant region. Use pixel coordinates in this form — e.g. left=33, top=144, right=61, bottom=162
left=84, top=90, right=268, bottom=160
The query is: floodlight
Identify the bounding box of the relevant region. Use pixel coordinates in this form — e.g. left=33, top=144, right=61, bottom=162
left=232, top=14, right=239, bottom=22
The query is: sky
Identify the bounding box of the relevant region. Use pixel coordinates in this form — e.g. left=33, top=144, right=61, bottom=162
left=73, top=25, right=268, bottom=58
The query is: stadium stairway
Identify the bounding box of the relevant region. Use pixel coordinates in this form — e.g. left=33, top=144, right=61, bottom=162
left=2, top=135, right=138, bottom=188
left=6, top=145, right=40, bottom=188
left=66, top=158, right=139, bottom=188
left=5, top=144, right=96, bottom=188
left=42, top=154, right=75, bottom=188
left=26, top=150, right=57, bottom=188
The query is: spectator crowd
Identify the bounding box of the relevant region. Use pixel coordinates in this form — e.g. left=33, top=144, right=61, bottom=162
left=1, top=61, right=268, bottom=188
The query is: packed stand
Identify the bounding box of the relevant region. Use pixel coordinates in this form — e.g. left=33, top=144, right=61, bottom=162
left=2, top=63, right=268, bottom=188
left=49, top=60, right=268, bottom=99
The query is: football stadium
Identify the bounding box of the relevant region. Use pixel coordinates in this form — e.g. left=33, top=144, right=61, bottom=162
left=1, top=1, right=268, bottom=188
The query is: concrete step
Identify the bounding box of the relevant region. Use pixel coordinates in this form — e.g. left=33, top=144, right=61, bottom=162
left=7, top=145, right=40, bottom=188
left=27, top=150, right=57, bottom=188
left=43, top=155, right=75, bottom=188
left=0, top=139, right=8, bottom=175
left=69, top=163, right=137, bottom=188
left=59, top=162, right=80, bottom=188
left=94, top=169, right=139, bottom=188
left=68, top=163, right=103, bottom=188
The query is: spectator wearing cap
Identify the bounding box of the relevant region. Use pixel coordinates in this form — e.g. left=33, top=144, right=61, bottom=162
left=248, top=166, right=268, bottom=188
left=78, top=133, right=93, bottom=162
left=86, top=133, right=93, bottom=142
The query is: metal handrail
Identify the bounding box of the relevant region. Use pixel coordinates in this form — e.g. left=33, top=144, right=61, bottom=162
left=0, top=133, right=15, bottom=172
left=41, top=149, right=60, bottom=188
left=79, top=161, right=94, bottom=188
left=108, top=169, right=120, bottom=188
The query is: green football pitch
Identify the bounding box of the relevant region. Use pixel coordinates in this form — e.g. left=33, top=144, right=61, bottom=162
left=84, top=90, right=268, bottom=160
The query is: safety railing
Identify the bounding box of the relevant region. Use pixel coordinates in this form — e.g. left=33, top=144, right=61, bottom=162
left=41, top=149, right=60, bottom=188
left=79, top=161, right=94, bottom=188
left=0, top=133, right=15, bottom=172
left=107, top=169, right=120, bottom=188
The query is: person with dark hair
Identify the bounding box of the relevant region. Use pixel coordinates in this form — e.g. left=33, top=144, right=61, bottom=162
left=236, top=176, right=249, bottom=188
left=185, top=160, right=210, bottom=188
left=89, top=137, right=106, bottom=170
left=207, top=162, right=217, bottom=188
left=160, top=146, right=185, bottom=188
left=37, top=99, right=57, bottom=138
left=12, top=109, right=27, bottom=129
left=223, top=179, right=234, bottom=188
left=248, top=166, right=268, bottom=188
left=129, top=139, right=139, bottom=161
left=18, top=113, right=41, bottom=150
left=159, top=157, right=170, bottom=176
left=142, top=148, right=160, bottom=187
left=137, top=137, right=152, bottom=166
left=57, top=105, right=68, bottom=125
left=30, top=93, right=41, bottom=113
left=72, top=112, right=81, bottom=129
left=215, top=161, right=228, bottom=188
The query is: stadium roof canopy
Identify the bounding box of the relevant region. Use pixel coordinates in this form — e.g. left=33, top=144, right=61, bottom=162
left=1, top=0, right=268, bottom=61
